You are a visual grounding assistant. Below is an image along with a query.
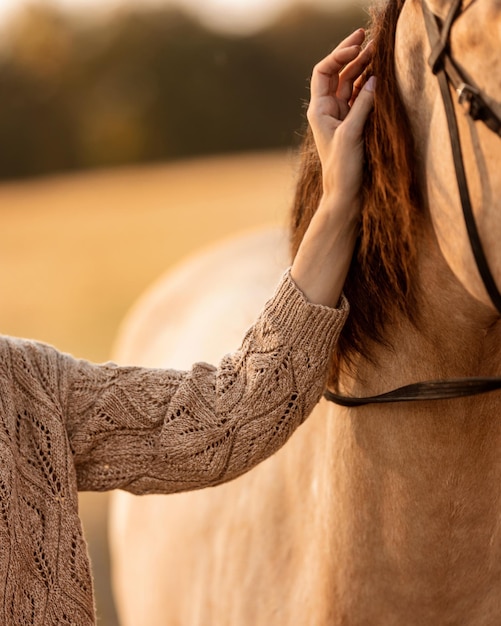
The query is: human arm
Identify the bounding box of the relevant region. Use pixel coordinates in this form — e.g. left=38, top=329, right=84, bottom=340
left=57, top=271, right=347, bottom=493
left=291, top=28, right=375, bottom=308
left=62, top=31, right=375, bottom=494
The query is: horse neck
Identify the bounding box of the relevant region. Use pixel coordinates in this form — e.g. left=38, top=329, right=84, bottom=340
left=320, top=224, right=501, bottom=618
left=344, top=223, right=501, bottom=395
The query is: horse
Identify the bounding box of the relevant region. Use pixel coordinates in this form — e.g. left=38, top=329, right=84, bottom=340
left=109, top=1, right=501, bottom=623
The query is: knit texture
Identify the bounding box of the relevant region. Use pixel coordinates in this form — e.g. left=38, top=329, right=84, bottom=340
left=0, top=271, right=347, bottom=624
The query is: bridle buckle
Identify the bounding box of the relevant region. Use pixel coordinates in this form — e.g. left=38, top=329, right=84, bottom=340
left=456, top=82, right=481, bottom=117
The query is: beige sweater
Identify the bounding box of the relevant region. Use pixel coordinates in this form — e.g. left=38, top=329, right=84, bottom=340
left=0, top=271, right=347, bottom=625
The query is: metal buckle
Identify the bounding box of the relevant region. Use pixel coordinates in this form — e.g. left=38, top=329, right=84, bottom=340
left=456, top=82, right=481, bottom=115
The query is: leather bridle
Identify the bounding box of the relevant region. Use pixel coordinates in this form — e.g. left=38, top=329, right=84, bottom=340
left=325, top=0, right=501, bottom=407
left=422, top=0, right=501, bottom=312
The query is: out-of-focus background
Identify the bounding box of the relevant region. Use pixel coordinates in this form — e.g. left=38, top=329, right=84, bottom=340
left=0, top=0, right=369, bottom=623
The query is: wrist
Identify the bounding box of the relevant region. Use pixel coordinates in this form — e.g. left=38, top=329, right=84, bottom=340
left=316, top=195, right=361, bottom=238
left=290, top=198, right=360, bottom=308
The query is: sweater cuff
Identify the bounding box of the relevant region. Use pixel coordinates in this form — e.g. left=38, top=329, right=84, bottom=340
left=263, top=268, right=349, bottom=352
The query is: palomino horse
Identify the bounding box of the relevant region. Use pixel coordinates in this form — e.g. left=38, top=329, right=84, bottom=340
left=110, top=0, right=501, bottom=623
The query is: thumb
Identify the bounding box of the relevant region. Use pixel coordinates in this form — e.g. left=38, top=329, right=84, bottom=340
left=345, top=76, right=376, bottom=136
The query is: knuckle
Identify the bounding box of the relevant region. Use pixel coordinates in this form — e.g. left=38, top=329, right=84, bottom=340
left=311, top=61, right=323, bottom=77
left=306, top=104, right=319, bottom=124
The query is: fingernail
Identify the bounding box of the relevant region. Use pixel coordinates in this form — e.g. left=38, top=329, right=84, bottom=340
left=364, top=76, right=376, bottom=92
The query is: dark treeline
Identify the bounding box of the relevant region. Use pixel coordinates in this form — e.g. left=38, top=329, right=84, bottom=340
left=0, top=3, right=368, bottom=180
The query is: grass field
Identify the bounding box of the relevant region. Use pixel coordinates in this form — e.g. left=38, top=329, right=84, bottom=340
left=0, top=150, right=296, bottom=625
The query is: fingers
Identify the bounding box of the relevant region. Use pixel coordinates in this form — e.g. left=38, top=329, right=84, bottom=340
left=310, top=29, right=373, bottom=129
left=342, top=77, right=376, bottom=138
left=310, top=28, right=366, bottom=100
left=307, top=30, right=375, bottom=165
left=349, top=74, right=365, bottom=107
left=337, top=41, right=373, bottom=103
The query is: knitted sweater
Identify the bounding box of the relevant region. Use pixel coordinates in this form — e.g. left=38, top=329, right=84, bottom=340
left=0, top=271, right=348, bottom=625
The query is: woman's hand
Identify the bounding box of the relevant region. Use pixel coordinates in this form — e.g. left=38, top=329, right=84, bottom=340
left=308, top=28, right=374, bottom=207
left=291, top=29, right=375, bottom=308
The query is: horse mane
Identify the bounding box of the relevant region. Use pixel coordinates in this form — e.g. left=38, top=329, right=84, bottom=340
left=290, top=0, right=423, bottom=383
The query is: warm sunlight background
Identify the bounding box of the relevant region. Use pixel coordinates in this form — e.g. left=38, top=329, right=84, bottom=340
left=0, top=0, right=368, bottom=623
left=0, top=0, right=358, bottom=32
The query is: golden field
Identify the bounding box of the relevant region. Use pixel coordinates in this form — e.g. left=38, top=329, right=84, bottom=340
left=0, top=150, right=296, bottom=625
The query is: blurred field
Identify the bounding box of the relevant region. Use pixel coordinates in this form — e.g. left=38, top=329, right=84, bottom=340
left=0, top=150, right=296, bottom=625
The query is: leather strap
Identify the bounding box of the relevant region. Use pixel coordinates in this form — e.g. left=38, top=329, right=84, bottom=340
left=424, top=0, right=501, bottom=137
left=426, top=0, right=462, bottom=73
left=422, top=0, right=501, bottom=314
left=435, top=68, right=501, bottom=313
left=325, top=378, right=501, bottom=407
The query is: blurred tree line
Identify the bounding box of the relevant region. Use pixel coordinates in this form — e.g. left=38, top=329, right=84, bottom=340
left=0, top=2, right=368, bottom=180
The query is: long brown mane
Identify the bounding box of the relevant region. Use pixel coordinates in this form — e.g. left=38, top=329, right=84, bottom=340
left=290, top=0, right=423, bottom=382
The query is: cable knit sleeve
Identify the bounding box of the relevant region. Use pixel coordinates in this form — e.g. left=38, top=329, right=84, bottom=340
left=61, top=270, right=348, bottom=494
